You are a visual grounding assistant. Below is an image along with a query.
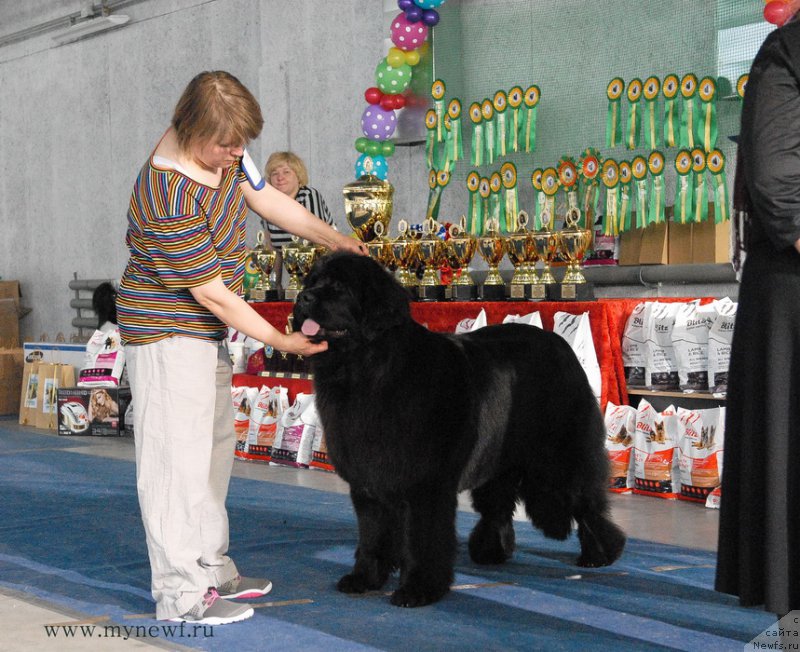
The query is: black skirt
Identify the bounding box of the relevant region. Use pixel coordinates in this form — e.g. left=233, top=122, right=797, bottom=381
left=715, top=244, right=800, bottom=615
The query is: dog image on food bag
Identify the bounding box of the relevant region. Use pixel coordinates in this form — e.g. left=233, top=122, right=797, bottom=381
left=293, top=253, right=626, bottom=607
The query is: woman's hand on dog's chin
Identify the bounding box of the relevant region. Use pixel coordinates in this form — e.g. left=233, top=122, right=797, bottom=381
left=279, top=331, right=329, bottom=356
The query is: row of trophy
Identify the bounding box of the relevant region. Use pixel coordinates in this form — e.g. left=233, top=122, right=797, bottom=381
left=247, top=231, right=326, bottom=303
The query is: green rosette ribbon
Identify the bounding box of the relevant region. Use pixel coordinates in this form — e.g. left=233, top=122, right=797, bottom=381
left=540, top=168, right=560, bottom=231
left=618, top=161, right=633, bottom=232
left=736, top=74, right=748, bottom=101
left=601, top=159, right=620, bottom=236
left=531, top=168, right=545, bottom=231
left=646, top=151, right=666, bottom=224
left=662, top=74, right=680, bottom=148
left=696, top=77, right=718, bottom=153
left=521, top=85, right=540, bottom=153
left=673, top=150, right=694, bottom=224
left=691, top=148, right=708, bottom=223
left=432, top=80, right=446, bottom=144
left=707, top=149, right=729, bottom=224
left=482, top=99, right=496, bottom=165
left=425, top=109, right=437, bottom=169
left=579, top=148, right=603, bottom=229
left=489, top=172, right=505, bottom=230
left=466, top=172, right=483, bottom=235
left=440, top=115, right=454, bottom=174
left=426, top=169, right=441, bottom=220
left=643, top=77, right=661, bottom=149
left=626, top=79, right=643, bottom=150
left=478, top=177, right=491, bottom=234
left=507, top=86, right=523, bottom=153
left=631, top=156, right=648, bottom=229
left=493, top=91, right=508, bottom=159
left=558, top=156, right=580, bottom=221
left=606, top=78, right=624, bottom=148
left=445, top=99, right=464, bottom=163
left=468, top=102, right=484, bottom=167
left=501, top=162, right=519, bottom=232
left=679, top=74, right=698, bottom=150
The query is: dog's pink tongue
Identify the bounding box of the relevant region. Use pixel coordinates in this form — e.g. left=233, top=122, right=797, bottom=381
left=301, top=319, right=321, bottom=336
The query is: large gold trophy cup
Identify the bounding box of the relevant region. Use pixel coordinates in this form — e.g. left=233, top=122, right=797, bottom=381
left=248, top=230, right=280, bottom=301
left=446, top=216, right=478, bottom=301
left=417, top=218, right=447, bottom=302
left=390, top=219, right=420, bottom=296
left=282, top=238, right=323, bottom=302
left=530, top=209, right=559, bottom=299
left=477, top=218, right=507, bottom=300
left=556, top=207, right=595, bottom=301
left=505, top=211, right=544, bottom=300
left=342, top=170, right=395, bottom=242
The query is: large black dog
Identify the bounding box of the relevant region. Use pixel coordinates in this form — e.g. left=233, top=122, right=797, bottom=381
left=293, top=253, right=625, bottom=607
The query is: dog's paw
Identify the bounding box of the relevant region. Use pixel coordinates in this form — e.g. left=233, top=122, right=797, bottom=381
left=337, top=573, right=376, bottom=594
left=389, top=584, right=449, bottom=608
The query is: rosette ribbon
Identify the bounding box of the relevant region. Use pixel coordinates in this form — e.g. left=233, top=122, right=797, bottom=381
left=618, top=161, right=633, bottom=232
left=520, top=85, right=540, bottom=153
left=467, top=171, right=483, bottom=235
left=679, top=74, right=698, bottom=149
left=673, top=150, right=694, bottom=224
left=579, top=148, right=603, bottom=228
left=493, top=91, right=508, bottom=159
left=469, top=102, right=484, bottom=167
left=691, top=148, right=708, bottom=223
left=707, top=149, right=729, bottom=224
left=646, top=151, right=666, bottom=224
left=445, top=99, right=464, bottom=162
left=531, top=168, right=545, bottom=231
left=432, top=79, right=446, bottom=143
left=507, top=86, right=523, bottom=152
left=696, top=77, right=718, bottom=153
left=478, top=177, right=491, bottom=234
left=501, top=162, right=519, bottom=232
left=662, top=74, right=680, bottom=148
left=606, top=78, right=624, bottom=148
left=425, top=109, right=438, bottom=169
left=426, top=169, right=441, bottom=220
left=643, top=76, right=661, bottom=149
left=601, top=159, right=620, bottom=236
left=539, top=168, right=560, bottom=231
left=489, top=172, right=505, bottom=230
left=482, top=99, right=496, bottom=165
left=631, top=156, right=648, bottom=229
left=736, top=74, right=748, bottom=101
left=626, top=79, right=643, bottom=150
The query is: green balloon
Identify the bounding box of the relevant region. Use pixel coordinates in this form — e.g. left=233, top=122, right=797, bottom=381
left=366, top=140, right=382, bottom=156
left=375, top=60, right=412, bottom=94
left=355, top=137, right=369, bottom=153
left=381, top=141, right=396, bottom=157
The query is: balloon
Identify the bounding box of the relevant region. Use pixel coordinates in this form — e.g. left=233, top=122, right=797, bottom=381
left=386, top=47, right=406, bottom=67
left=392, top=94, right=407, bottom=109
left=764, top=0, right=800, bottom=25
left=405, top=6, right=423, bottom=22
left=404, top=48, right=421, bottom=66
left=415, top=0, right=446, bottom=7
left=355, top=154, right=388, bottom=180
left=366, top=140, right=382, bottom=156
left=355, top=137, right=370, bottom=153
left=390, top=12, right=429, bottom=51
left=364, top=86, right=383, bottom=105
left=361, top=105, right=397, bottom=141
left=375, top=59, right=413, bottom=94
left=381, top=141, right=396, bottom=157
left=397, top=0, right=415, bottom=10
left=380, top=94, right=396, bottom=111
left=422, top=9, right=440, bottom=26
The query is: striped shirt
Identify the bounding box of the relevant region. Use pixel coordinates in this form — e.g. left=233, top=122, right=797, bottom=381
left=117, top=156, right=248, bottom=345
left=265, top=185, right=333, bottom=248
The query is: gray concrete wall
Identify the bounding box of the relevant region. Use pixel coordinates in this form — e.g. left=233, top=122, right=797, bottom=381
left=0, top=0, right=430, bottom=341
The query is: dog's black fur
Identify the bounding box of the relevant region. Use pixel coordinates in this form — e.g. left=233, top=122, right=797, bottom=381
left=293, top=253, right=625, bottom=607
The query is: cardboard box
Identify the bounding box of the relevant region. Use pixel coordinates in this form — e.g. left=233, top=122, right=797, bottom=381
left=23, top=341, right=86, bottom=370
left=0, top=281, right=21, bottom=301
left=639, top=221, right=669, bottom=265
left=692, top=212, right=731, bottom=264
left=57, top=386, right=132, bottom=436
left=0, top=299, right=19, bottom=348
left=668, top=221, right=693, bottom=265
left=0, top=348, right=23, bottom=416
left=618, top=228, right=644, bottom=266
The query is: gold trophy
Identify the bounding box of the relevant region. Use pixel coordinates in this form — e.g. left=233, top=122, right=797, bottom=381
left=389, top=219, right=420, bottom=295
left=446, top=216, right=478, bottom=301
left=281, top=237, right=303, bottom=301
left=504, top=211, right=541, bottom=301
left=530, top=208, right=559, bottom=299
left=477, top=218, right=507, bottom=300
left=366, top=221, right=394, bottom=269
left=417, top=218, right=447, bottom=302
left=342, top=165, right=395, bottom=242
left=249, top=230, right=280, bottom=302
left=557, top=207, right=595, bottom=301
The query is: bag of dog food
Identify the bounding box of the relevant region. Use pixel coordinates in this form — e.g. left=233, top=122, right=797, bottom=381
left=604, top=402, right=636, bottom=492
left=232, top=385, right=259, bottom=458
left=502, top=311, right=543, bottom=329
left=677, top=406, right=725, bottom=503
left=309, top=421, right=335, bottom=472
left=671, top=300, right=718, bottom=392
left=708, top=300, right=737, bottom=394
left=455, top=308, right=487, bottom=333
left=633, top=399, right=679, bottom=498
left=79, top=328, right=126, bottom=387
left=705, top=485, right=722, bottom=509
left=270, top=393, right=317, bottom=468
left=644, top=302, right=680, bottom=390
left=246, top=386, right=289, bottom=461
left=553, top=311, right=601, bottom=402
left=621, top=302, right=648, bottom=387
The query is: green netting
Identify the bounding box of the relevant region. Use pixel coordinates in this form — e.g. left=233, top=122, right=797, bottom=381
left=428, top=0, right=770, bottom=233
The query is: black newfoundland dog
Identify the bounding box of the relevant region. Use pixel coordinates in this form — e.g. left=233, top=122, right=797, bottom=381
left=293, top=253, right=625, bottom=607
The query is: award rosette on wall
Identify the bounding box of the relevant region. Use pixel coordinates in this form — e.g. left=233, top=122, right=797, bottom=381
left=691, top=147, right=708, bottom=223
left=647, top=151, right=666, bottom=224
left=679, top=73, right=699, bottom=149
left=521, top=84, right=540, bottom=153
left=643, top=76, right=661, bottom=149
left=707, top=149, right=729, bottom=223
left=601, top=159, right=620, bottom=236
left=606, top=77, right=624, bottom=148
left=531, top=167, right=559, bottom=298
left=631, top=155, right=649, bottom=229
left=673, top=149, right=694, bottom=224
left=662, top=74, right=680, bottom=148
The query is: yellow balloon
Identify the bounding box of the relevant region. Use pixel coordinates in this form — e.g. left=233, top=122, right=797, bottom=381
left=404, top=49, right=420, bottom=66
left=387, top=47, right=405, bottom=67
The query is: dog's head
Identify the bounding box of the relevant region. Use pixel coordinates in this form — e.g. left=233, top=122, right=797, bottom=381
left=293, top=253, right=411, bottom=349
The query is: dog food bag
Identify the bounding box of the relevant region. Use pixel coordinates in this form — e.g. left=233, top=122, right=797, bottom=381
left=553, top=311, right=601, bottom=402
left=644, top=302, right=681, bottom=391
left=79, top=328, right=126, bottom=387
left=502, top=311, right=543, bottom=329
left=708, top=300, right=737, bottom=394
left=309, top=420, right=335, bottom=472
left=705, top=485, right=722, bottom=509
left=677, top=406, right=725, bottom=503
left=455, top=308, right=487, bottom=333
left=246, top=386, right=288, bottom=462
left=270, top=393, right=317, bottom=468
left=604, top=402, right=636, bottom=492
left=232, top=385, right=259, bottom=458
left=633, top=399, right=680, bottom=498
left=671, top=300, right=717, bottom=392
left=622, top=302, right=648, bottom=387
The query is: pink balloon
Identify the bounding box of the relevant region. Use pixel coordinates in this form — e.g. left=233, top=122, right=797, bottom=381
left=390, top=12, right=429, bottom=52
left=764, top=0, right=800, bottom=25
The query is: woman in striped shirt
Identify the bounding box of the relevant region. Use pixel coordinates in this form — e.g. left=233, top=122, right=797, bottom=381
left=117, top=71, right=365, bottom=626
left=263, top=151, right=334, bottom=285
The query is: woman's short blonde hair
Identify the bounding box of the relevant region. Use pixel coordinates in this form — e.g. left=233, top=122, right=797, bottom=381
left=265, top=151, right=309, bottom=187
left=172, top=71, right=263, bottom=152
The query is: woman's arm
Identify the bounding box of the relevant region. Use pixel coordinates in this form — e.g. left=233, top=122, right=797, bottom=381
left=189, top=276, right=327, bottom=355
left=242, top=181, right=365, bottom=254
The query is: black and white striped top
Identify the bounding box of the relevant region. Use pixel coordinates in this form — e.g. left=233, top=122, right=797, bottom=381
left=264, top=185, right=333, bottom=249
